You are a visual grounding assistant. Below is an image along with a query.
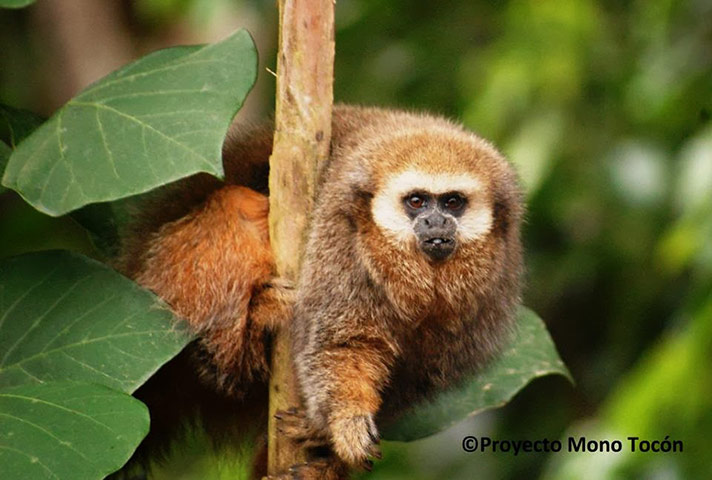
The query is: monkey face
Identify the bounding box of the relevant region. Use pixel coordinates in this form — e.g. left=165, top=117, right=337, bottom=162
left=404, top=191, right=464, bottom=261
left=371, top=170, right=494, bottom=263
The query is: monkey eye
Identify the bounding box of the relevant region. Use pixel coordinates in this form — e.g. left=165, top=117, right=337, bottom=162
left=406, top=194, right=427, bottom=210
left=443, top=194, right=465, bottom=211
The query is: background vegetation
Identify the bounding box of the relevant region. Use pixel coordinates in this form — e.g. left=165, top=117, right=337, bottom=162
left=1, top=0, right=710, bottom=479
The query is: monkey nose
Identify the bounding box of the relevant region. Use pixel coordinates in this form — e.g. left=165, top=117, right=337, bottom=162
left=423, top=213, right=452, bottom=228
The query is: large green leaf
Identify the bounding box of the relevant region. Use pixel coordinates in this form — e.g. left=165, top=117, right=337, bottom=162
left=0, top=141, right=9, bottom=195
left=0, top=250, right=193, bottom=393
left=0, top=105, right=44, bottom=195
left=2, top=29, right=257, bottom=216
left=0, top=0, right=35, bottom=8
left=69, top=202, right=124, bottom=258
left=0, top=104, right=45, bottom=147
left=0, top=381, right=149, bottom=480
left=382, top=307, right=571, bottom=441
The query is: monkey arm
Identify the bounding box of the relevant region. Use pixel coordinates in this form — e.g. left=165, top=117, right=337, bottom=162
left=296, top=331, right=397, bottom=468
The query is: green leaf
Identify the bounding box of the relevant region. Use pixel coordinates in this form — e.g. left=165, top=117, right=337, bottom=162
left=0, top=0, right=35, bottom=8
left=0, top=141, right=9, bottom=195
left=69, top=202, right=123, bottom=258
left=69, top=193, right=150, bottom=258
left=0, top=105, right=44, bottom=195
left=0, top=381, right=149, bottom=480
left=0, top=250, right=193, bottom=393
left=1, top=29, right=257, bottom=216
left=382, top=307, right=572, bottom=441
left=0, top=104, right=45, bottom=147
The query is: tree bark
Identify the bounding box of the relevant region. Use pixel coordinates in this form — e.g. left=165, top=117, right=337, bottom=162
left=267, top=0, right=334, bottom=475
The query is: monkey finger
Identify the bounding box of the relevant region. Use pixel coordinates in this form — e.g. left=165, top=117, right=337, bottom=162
left=280, top=459, right=345, bottom=480
left=288, top=462, right=309, bottom=473
left=274, top=408, right=304, bottom=420
left=274, top=409, right=329, bottom=447
left=366, top=416, right=380, bottom=445
left=267, top=277, right=296, bottom=290
left=368, top=444, right=382, bottom=460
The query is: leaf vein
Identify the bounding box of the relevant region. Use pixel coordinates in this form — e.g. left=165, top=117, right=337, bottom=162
left=0, top=266, right=59, bottom=334
left=0, top=444, right=60, bottom=479
left=0, top=329, right=181, bottom=378
left=0, top=411, right=93, bottom=462
left=69, top=101, right=214, bottom=170
left=79, top=58, right=240, bottom=99
left=0, top=275, right=91, bottom=367
left=39, top=293, right=120, bottom=353
left=0, top=392, right=124, bottom=433
left=98, top=88, right=229, bottom=104
left=95, top=109, right=120, bottom=180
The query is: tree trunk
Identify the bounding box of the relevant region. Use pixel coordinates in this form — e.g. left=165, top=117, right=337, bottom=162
left=267, top=0, right=334, bottom=475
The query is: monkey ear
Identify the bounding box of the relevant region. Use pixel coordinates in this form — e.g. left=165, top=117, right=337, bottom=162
left=345, top=165, right=374, bottom=203
left=352, top=186, right=375, bottom=214
left=347, top=163, right=371, bottom=191
left=337, top=166, right=373, bottom=224
left=492, top=188, right=511, bottom=237
left=350, top=183, right=374, bottom=214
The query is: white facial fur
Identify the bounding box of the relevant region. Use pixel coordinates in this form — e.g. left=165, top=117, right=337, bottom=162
left=371, top=170, right=493, bottom=244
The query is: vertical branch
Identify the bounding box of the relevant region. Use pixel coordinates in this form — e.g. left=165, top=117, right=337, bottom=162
left=267, top=0, right=334, bottom=475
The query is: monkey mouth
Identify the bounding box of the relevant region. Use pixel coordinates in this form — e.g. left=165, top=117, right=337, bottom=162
left=425, top=237, right=452, bottom=246
left=420, top=237, right=456, bottom=261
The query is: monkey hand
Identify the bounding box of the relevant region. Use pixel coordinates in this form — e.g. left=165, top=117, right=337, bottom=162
left=269, top=408, right=350, bottom=479
left=263, top=458, right=348, bottom=480
left=329, top=412, right=382, bottom=471
left=274, top=407, right=328, bottom=448
left=250, top=277, right=296, bottom=331
left=265, top=276, right=297, bottom=294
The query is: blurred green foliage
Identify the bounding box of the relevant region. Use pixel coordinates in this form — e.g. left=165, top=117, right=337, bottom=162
left=335, top=1, right=712, bottom=478
left=1, top=0, right=710, bottom=479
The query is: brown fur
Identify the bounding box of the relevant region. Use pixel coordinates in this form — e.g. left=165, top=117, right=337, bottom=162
left=131, top=186, right=285, bottom=390
left=117, top=105, right=523, bottom=479
left=114, top=124, right=284, bottom=476
left=291, top=106, right=523, bottom=472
